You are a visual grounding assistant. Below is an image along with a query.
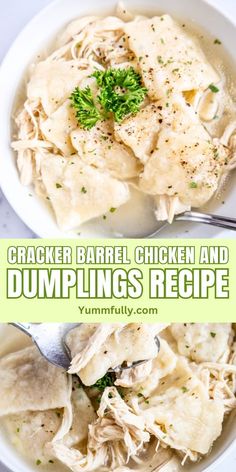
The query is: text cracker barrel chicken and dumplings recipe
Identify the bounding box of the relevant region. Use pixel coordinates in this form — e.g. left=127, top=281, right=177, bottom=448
left=11, top=2, right=236, bottom=236
left=5, top=244, right=230, bottom=299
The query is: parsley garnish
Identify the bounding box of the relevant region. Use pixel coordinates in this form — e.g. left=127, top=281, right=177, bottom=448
left=36, top=460, right=42, bottom=466
left=56, top=183, right=62, bottom=189
left=189, top=181, right=198, bottom=188
left=81, top=187, right=87, bottom=194
left=93, top=67, right=147, bottom=123
left=70, top=86, right=104, bottom=130
left=214, top=39, right=221, bottom=45
left=210, top=332, right=216, bottom=338
left=92, top=373, right=115, bottom=391
left=209, top=84, right=219, bottom=93
left=110, top=207, right=117, bottom=213
left=70, top=68, right=147, bottom=128
left=181, top=386, right=188, bottom=393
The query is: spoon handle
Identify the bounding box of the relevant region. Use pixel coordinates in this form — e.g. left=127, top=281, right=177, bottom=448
left=175, top=211, right=236, bottom=231
left=10, top=323, right=34, bottom=337
left=9, top=323, right=82, bottom=370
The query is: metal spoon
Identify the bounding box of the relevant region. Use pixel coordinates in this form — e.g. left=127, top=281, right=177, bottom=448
left=146, top=210, right=236, bottom=238
left=10, top=323, right=79, bottom=369
left=10, top=323, right=160, bottom=371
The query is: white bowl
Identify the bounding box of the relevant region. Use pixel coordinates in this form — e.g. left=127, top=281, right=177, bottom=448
left=0, top=0, right=236, bottom=238
left=0, top=324, right=235, bottom=472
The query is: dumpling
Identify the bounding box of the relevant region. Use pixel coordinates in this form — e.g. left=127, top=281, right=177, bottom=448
left=139, top=95, right=230, bottom=209
left=27, top=60, right=92, bottom=115
left=115, top=103, right=162, bottom=163
left=124, top=15, right=219, bottom=100
left=136, top=358, right=225, bottom=456
left=115, top=339, right=177, bottom=396
left=68, top=324, right=163, bottom=386
left=0, top=346, right=70, bottom=416
left=67, top=324, right=122, bottom=372
left=71, top=120, right=140, bottom=180
left=40, top=154, right=130, bottom=231
left=62, top=377, right=96, bottom=448
left=4, top=410, right=62, bottom=465
left=41, top=101, right=78, bottom=155
left=170, top=323, right=233, bottom=363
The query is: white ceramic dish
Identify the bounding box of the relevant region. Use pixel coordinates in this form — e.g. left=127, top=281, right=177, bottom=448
left=0, top=322, right=235, bottom=472
left=0, top=0, right=236, bottom=238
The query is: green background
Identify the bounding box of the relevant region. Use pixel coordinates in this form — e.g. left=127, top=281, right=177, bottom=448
left=0, top=239, right=234, bottom=322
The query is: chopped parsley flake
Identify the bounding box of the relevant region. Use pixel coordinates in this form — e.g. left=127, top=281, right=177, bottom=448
left=110, top=207, right=117, bottom=213
left=189, top=181, right=198, bottom=188
left=214, top=39, right=222, bottom=45
left=81, top=187, right=87, bottom=194
left=56, top=183, right=62, bottom=189
left=181, top=386, right=188, bottom=393
left=36, top=460, right=42, bottom=466
left=92, top=67, right=147, bottom=122
left=70, top=86, right=104, bottom=130
left=92, top=373, right=115, bottom=391
left=213, top=147, right=219, bottom=159
left=210, top=332, right=216, bottom=338
left=209, top=83, right=219, bottom=93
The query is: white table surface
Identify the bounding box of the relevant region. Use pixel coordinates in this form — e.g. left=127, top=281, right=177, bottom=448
left=0, top=0, right=236, bottom=471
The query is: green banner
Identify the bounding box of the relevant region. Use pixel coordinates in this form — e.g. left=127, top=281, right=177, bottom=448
left=0, top=239, right=234, bottom=322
